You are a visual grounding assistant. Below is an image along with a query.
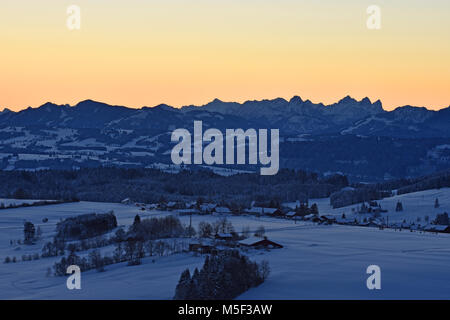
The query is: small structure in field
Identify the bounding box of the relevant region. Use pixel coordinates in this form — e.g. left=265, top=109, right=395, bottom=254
left=177, top=209, right=199, bottom=216
left=215, top=233, right=233, bottom=241
left=121, top=198, right=131, bottom=205
left=214, top=206, right=231, bottom=214
left=200, top=203, right=217, bottom=214
left=246, top=207, right=282, bottom=216
left=189, top=243, right=217, bottom=254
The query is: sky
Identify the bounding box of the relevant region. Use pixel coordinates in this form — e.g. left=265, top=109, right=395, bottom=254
left=1, top=0, right=449, bottom=111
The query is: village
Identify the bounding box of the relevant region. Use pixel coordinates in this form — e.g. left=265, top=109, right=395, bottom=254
left=122, top=196, right=450, bottom=238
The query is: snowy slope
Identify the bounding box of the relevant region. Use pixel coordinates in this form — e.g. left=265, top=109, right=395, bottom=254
left=309, top=188, right=450, bottom=224
left=0, top=191, right=449, bottom=300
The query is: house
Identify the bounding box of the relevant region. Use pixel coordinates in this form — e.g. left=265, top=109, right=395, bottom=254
left=121, top=198, right=131, bottom=205
left=185, top=201, right=196, bottom=209
left=189, top=243, right=217, bottom=254
left=336, top=217, right=355, bottom=225
left=285, top=211, right=297, bottom=218
left=200, top=203, right=217, bottom=214
left=423, top=225, right=450, bottom=233
left=320, top=215, right=337, bottom=224
left=215, top=233, right=233, bottom=241
left=390, top=222, right=411, bottom=229
left=303, top=213, right=316, bottom=220
left=239, top=236, right=283, bottom=249
left=245, top=207, right=281, bottom=216
left=177, top=209, right=199, bottom=216
left=214, top=206, right=231, bottom=214
left=166, top=201, right=178, bottom=210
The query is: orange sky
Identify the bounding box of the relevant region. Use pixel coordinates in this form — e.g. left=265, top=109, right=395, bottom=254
left=1, top=0, right=449, bottom=111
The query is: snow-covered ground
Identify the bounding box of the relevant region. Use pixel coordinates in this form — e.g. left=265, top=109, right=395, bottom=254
left=0, top=199, right=57, bottom=207
left=309, top=187, right=450, bottom=224
left=0, top=189, right=449, bottom=299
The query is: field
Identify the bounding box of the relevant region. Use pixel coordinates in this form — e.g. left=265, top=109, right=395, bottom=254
left=0, top=189, right=449, bottom=299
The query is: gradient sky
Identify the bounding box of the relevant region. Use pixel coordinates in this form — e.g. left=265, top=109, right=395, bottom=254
left=1, top=0, right=449, bottom=111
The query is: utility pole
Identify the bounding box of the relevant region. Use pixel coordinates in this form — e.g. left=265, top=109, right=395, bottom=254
left=189, top=212, right=192, bottom=237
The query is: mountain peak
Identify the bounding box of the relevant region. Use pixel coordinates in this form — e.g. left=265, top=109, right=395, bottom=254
left=289, top=96, right=304, bottom=104
left=361, top=97, right=372, bottom=105
left=0, top=107, right=12, bottom=114
left=75, top=99, right=106, bottom=107
left=338, top=95, right=357, bottom=104
left=152, top=103, right=174, bottom=111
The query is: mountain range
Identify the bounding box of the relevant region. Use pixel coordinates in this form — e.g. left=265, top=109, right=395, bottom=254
left=1, top=96, right=449, bottom=137
left=0, top=96, right=449, bottom=181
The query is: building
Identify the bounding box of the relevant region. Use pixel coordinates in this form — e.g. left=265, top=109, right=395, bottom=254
left=200, top=203, right=217, bottom=214
left=188, top=243, right=217, bottom=254
left=239, top=236, right=283, bottom=249
left=423, top=225, right=450, bottom=233
left=215, top=206, right=231, bottom=214
left=121, top=198, right=131, bottom=205
left=215, top=233, right=233, bottom=241
left=245, top=207, right=282, bottom=216
left=285, top=211, right=297, bottom=218
left=320, top=215, right=337, bottom=224
left=177, top=209, right=199, bottom=216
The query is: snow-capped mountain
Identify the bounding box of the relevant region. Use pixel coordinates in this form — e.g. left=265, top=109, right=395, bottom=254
left=0, top=96, right=449, bottom=180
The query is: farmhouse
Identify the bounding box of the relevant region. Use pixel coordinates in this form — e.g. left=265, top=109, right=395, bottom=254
left=285, top=211, right=297, bottom=218
left=177, top=209, right=199, bottom=216
left=121, top=198, right=131, bottom=205
left=215, top=233, right=233, bottom=241
left=423, top=225, right=450, bottom=233
left=246, top=207, right=282, bottom=216
left=320, top=215, right=337, bottom=224
left=189, top=243, right=217, bottom=254
left=214, top=206, right=231, bottom=214
left=200, top=203, right=217, bottom=214
left=239, top=237, right=283, bottom=249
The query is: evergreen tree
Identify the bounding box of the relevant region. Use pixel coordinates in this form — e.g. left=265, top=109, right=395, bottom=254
left=395, top=201, right=403, bottom=212
left=435, top=198, right=440, bottom=208
left=23, top=221, right=36, bottom=244
left=310, top=203, right=319, bottom=215
left=174, top=269, right=192, bottom=300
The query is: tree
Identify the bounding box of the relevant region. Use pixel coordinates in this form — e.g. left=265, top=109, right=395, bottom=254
left=13, top=188, right=28, bottom=199
left=23, top=221, right=36, bottom=244
left=259, top=260, right=271, bottom=281
left=434, top=212, right=449, bottom=225
left=254, top=226, right=265, bottom=238
left=113, top=228, right=126, bottom=243
left=36, top=226, right=42, bottom=239
left=133, top=214, right=141, bottom=226
left=395, top=201, right=403, bottom=212
left=435, top=198, right=440, bottom=208
left=241, top=226, right=250, bottom=238
left=310, top=203, right=319, bottom=215
left=174, top=269, right=192, bottom=300
left=89, top=249, right=104, bottom=272
left=173, top=250, right=266, bottom=300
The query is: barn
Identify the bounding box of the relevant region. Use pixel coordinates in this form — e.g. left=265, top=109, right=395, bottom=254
left=239, top=236, right=283, bottom=249
left=424, top=225, right=450, bottom=233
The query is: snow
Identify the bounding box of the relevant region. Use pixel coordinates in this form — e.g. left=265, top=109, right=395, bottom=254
left=0, top=188, right=449, bottom=299
left=309, top=188, right=450, bottom=224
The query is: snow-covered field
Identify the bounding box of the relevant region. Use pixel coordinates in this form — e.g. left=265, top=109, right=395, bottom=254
left=309, top=188, right=450, bottom=224
left=0, top=189, right=449, bottom=300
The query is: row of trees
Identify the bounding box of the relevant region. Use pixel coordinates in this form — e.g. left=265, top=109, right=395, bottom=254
left=174, top=250, right=269, bottom=300
left=0, top=167, right=347, bottom=205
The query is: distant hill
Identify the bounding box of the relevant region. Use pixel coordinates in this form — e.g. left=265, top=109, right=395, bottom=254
left=0, top=96, right=449, bottom=180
